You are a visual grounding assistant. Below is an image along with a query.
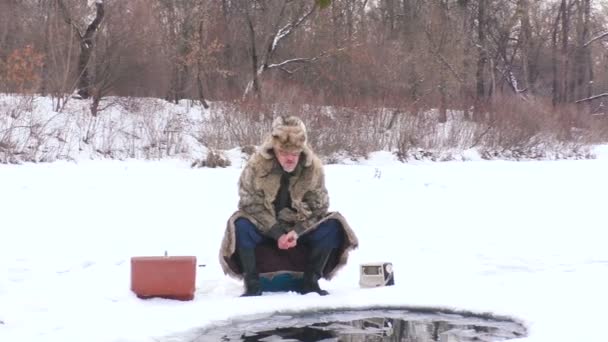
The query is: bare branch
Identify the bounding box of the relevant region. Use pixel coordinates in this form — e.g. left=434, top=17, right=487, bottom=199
left=422, top=23, right=463, bottom=85
left=267, top=47, right=345, bottom=73
left=269, top=3, right=316, bottom=56
left=266, top=2, right=288, bottom=59
left=243, top=1, right=319, bottom=99
left=469, top=123, right=494, bottom=149
left=278, top=66, right=297, bottom=75
left=267, top=56, right=318, bottom=70
left=575, top=93, right=608, bottom=103
left=84, top=3, right=105, bottom=45
left=431, top=51, right=465, bottom=85
left=268, top=57, right=309, bottom=68
left=508, top=71, right=527, bottom=94
left=584, top=31, right=608, bottom=47
left=56, top=0, right=82, bottom=38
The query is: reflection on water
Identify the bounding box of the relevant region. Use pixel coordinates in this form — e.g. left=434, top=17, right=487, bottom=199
left=188, top=309, right=526, bottom=342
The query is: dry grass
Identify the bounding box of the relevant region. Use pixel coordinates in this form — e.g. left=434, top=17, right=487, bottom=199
left=0, top=91, right=602, bottom=164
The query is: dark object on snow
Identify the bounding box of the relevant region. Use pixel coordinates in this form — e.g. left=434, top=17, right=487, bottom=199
left=130, top=255, right=196, bottom=301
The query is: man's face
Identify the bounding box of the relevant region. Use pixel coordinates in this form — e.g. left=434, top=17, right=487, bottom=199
left=276, top=149, right=301, bottom=172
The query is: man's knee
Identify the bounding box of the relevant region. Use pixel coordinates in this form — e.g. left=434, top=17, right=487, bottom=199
left=235, top=217, right=256, bottom=232
left=308, top=219, right=343, bottom=248
left=235, top=218, right=263, bottom=249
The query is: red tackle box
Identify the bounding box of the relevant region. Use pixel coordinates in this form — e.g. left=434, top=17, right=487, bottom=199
left=130, top=256, right=196, bottom=301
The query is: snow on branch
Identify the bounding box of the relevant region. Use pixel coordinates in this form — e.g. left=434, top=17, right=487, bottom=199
left=272, top=23, right=291, bottom=52
left=504, top=70, right=530, bottom=99
left=267, top=58, right=311, bottom=70
left=509, top=72, right=526, bottom=93
left=267, top=56, right=323, bottom=74
left=270, top=5, right=316, bottom=53
left=493, top=66, right=529, bottom=101
left=243, top=65, right=265, bottom=97
left=584, top=31, right=608, bottom=47
left=243, top=2, right=319, bottom=99
left=575, top=93, right=608, bottom=103
left=267, top=47, right=345, bottom=74
left=267, top=53, right=325, bottom=70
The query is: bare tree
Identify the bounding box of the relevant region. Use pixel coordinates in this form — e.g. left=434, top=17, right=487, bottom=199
left=572, top=0, right=593, bottom=102
left=154, top=0, right=198, bottom=104
left=241, top=0, right=322, bottom=100
left=517, top=0, right=533, bottom=94
left=0, top=0, right=607, bottom=131
left=475, top=0, right=489, bottom=121
left=457, top=0, right=474, bottom=120
left=57, top=0, right=105, bottom=99
left=424, top=1, right=452, bottom=123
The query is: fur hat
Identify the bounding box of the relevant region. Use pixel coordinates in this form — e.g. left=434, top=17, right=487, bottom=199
left=259, top=116, right=313, bottom=166
left=270, top=116, right=307, bottom=152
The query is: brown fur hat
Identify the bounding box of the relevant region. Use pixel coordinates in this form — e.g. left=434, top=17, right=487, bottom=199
left=271, top=116, right=307, bottom=152
left=259, top=116, right=313, bottom=166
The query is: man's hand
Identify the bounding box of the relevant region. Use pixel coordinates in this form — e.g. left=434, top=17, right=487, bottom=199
left=277, top=230, right=298, bottom=250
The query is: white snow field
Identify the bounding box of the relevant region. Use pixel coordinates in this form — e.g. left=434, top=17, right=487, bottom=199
left=1, top=147, right=608, bottom=341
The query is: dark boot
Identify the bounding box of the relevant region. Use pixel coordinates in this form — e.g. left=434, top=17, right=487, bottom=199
left=300, top=247, right=333, bottom=296
left=237, top=248, right=262, bottom=297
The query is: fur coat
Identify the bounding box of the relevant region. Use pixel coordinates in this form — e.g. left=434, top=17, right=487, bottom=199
left=219, top=128, right=358, bottom=281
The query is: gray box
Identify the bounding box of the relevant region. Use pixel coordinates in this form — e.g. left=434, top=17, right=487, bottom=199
left=359, top=262, right=394, bottom=288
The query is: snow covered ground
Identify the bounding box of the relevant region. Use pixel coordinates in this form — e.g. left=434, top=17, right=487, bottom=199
left=1, top=147, right=608, bottom=342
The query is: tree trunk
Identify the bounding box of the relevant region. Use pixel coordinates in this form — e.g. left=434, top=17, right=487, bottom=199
left=560, top=0, right=570, bottom=103
left=437, top=1, right=448, bottom=123
left=518, top=0, right=533, bottom=93
left=474, top=0, right=487, bottom=121
left=41, top=1, right=51, bottom=96
left=56, top=0, right=105, bottom=99
left=331, top=1, right=339, bottom=47
left=75, top=36, right=92, bottom=98
left=75, top=2, right=104, bottom=99
left=220, top=0, right=237, bottom=97
left=458, top=0, right=472, bottom=120
left=575, top=0, right=592, bottom=101
left=586, top=37, right=594, bottom=100
left=172, top=10, right=193, bottom=104
left=402, top=0, right=420, bottom=108
left=346, top=0, right=354, bottom=40
left=245, top=8, right=261, bottom=100
left=384, top=0, right=396, bottom=39
left=196, top=21, right=209, bottom=109
left=552, top=8, right=561, bottom=106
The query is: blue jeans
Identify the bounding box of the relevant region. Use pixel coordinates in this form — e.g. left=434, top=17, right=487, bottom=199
left=235, top=217, right=344, bottom=250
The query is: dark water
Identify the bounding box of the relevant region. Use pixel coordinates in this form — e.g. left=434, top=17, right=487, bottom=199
left=184, top=308, right=526, bottom=342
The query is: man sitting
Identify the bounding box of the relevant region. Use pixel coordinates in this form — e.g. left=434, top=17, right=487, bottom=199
left=219, top=116, right=358, bottom=296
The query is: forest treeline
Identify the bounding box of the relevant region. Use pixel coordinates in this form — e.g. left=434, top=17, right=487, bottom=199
left=1, top=1, right=608, bottom=162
